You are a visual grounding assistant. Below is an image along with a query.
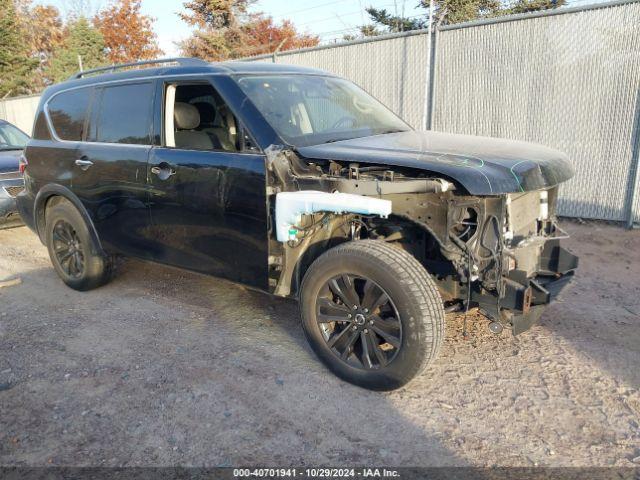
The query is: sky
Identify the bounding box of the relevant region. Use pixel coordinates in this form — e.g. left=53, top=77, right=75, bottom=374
left=34, top=0, right=426, bottom=57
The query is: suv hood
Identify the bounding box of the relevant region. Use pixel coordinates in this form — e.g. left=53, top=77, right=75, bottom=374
left=296, top=131, right=574, bottom=195
left=0, top=149, right=22, bottom=174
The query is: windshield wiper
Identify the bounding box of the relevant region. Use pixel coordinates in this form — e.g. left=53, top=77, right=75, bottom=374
left=0, top=147, right=24, bottom=151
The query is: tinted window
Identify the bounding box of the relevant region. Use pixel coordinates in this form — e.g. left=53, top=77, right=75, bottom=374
left=48, top=87, right=92, bottom=141
left=90, top=83, right=153, bottom=145
left=33, top=112, right=51, bottom=140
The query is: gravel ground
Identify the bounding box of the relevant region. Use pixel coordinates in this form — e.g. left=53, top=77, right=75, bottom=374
left=0, top=220, right=639, bottom=468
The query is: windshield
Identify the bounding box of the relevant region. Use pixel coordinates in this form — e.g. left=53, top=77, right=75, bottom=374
left=237, top=75, right=411, bottom=147
left=0, top=122, right=29, bottom=150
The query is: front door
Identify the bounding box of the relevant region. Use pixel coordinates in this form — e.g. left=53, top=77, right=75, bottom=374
left=72, top=81, right=156, bottom=257
left=146, top=80, right=268, bottom=290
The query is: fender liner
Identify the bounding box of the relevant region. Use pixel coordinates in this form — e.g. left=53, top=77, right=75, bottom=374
left=34, top=184, right=107, bottom=258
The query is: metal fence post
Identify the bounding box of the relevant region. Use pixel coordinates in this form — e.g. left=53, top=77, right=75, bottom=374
left=427, top=27, right=438, bottom=130
left=626, top=88, right=640, bottom=228
left=272, top=38, right=288, bottom=63
left=421, top=0, right=435, bottom=131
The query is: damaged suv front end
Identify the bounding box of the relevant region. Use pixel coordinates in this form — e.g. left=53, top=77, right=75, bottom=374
left=237, top=73, right=578, bottom=336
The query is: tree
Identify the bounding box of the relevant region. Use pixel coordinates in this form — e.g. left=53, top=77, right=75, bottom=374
left=179, top=0, right=253, bottom=28
left=505, top=0, right=567, bottom=15
left=178, top=0, right=319, bottom=60
left=65, top=0, right=98, bottom=19
left=48, top=17, right=107, bottom=83
left=239, top=17, right=319, bottom=57
left=0, top=0, right=38, bottom=97
left=364, top=7, right=428, bottom=33
left=94, top=0, right=162, bottom=64
left=421, top=0, right=503, bottom=25
left=357, top=0, right=567, bottom=37
left=17, top=3, right=66, bottom=90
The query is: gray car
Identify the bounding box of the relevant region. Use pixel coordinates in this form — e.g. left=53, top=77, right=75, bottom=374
left=0, top=119, right=29, bottom=228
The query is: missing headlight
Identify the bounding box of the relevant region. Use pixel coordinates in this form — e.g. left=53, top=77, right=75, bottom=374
left=450, top=207, right=478, bottom=243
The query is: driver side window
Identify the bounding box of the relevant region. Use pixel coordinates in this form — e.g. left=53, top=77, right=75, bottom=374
left=164, top=83, right=258, bottom=152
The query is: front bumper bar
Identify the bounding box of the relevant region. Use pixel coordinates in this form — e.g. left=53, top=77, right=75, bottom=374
left=472, top=239, right=579, bottom=335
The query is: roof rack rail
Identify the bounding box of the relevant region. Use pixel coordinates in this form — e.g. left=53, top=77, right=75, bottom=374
left=68, top=57, right=210, bottom=80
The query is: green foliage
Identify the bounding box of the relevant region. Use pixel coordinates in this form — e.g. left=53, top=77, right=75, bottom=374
left=420, top=0, right=503, bottom=25
left=360, top=0, right=568, bottom=36
left=0, top=0, right=38, bottom=97
left=48, top=17, right=107, bottom=83
left=505, top=0, right=567, bottom=15
left=364, top=7, right=428, bottom=33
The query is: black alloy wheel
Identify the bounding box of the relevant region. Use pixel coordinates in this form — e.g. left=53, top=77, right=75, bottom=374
left=45, top=198, right=113, bottom=291
left=52, top=220, right=85, bottom=279
left=300, top=240, right=445, bottom=391
left=316, top=274, right=402, bottom=370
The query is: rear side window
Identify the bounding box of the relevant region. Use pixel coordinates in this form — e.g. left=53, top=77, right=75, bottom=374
left=47, top=87, right=92, bottom=141
left=89, top=83, right=154, bottom=145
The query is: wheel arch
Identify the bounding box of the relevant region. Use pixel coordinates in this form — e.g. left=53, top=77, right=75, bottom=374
left=285, top=215, right=449, bottom=299
left=34, top=184, right=106, bottom=257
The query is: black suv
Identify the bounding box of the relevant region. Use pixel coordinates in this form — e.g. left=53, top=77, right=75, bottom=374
left=18, top=58, right=577, bottom=390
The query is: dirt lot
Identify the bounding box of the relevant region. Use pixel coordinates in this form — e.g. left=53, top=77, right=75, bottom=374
left=0, top=220, right=639, bottom=467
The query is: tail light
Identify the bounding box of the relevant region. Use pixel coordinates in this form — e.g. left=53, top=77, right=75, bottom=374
left=18, top=154, right=28, bottom=175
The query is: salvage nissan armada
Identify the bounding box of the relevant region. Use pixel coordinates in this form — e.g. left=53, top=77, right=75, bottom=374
left=17, top=58, right=578, bottom=390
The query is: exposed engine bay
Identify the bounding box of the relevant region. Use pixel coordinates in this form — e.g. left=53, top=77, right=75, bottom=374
left=265, top=146, right=578, bottom=335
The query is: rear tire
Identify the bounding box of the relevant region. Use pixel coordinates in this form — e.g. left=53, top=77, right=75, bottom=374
left=300, top=240, right=445, bottom=391
left=45, top=199, right=112, bottom=291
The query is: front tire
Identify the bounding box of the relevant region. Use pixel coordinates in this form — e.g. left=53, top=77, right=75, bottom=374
left=300, top=240, right=445, bottom=391
left=45, top=199, right=112, bottom=291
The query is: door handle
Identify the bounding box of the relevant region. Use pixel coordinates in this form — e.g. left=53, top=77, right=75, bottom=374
left=150, top=163, right=176, bottom=181
left=75, top=159, right=94, bottom=171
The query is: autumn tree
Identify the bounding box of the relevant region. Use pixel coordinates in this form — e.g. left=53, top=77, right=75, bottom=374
left=94, top=0, right=162, bottom=64
left=48, top=17, right=107, bottom=83
left=240, top=17, right=319, bottom=57
left=16, top=2, right=66, bottom=90
left=179, top=0, right=319, bottom=60
left=0, top=0, right=38, bottom=97
left=179, top=0, right=253, bottom=29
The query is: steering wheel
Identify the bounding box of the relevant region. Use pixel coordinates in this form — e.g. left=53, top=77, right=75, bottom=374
left=331, top=116, right=357, bottom=130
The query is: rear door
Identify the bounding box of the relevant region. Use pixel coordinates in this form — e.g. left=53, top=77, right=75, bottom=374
left=28, top=87, right=94, bottom=194
left=146, top=79, right=268, bottom=290
left=73, top=81, right=155, bottom=257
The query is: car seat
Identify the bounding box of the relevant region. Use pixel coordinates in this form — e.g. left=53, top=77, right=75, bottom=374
left=174, top=102, right=214, bottom=150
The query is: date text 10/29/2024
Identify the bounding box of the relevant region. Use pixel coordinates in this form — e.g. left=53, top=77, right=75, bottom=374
left=233, top=469, right=400, bottom=478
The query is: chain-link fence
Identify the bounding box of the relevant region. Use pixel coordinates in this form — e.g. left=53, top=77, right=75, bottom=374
left=433, top=0, right=640, bottom=224
left=245, top=0, right=640, bottom=226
